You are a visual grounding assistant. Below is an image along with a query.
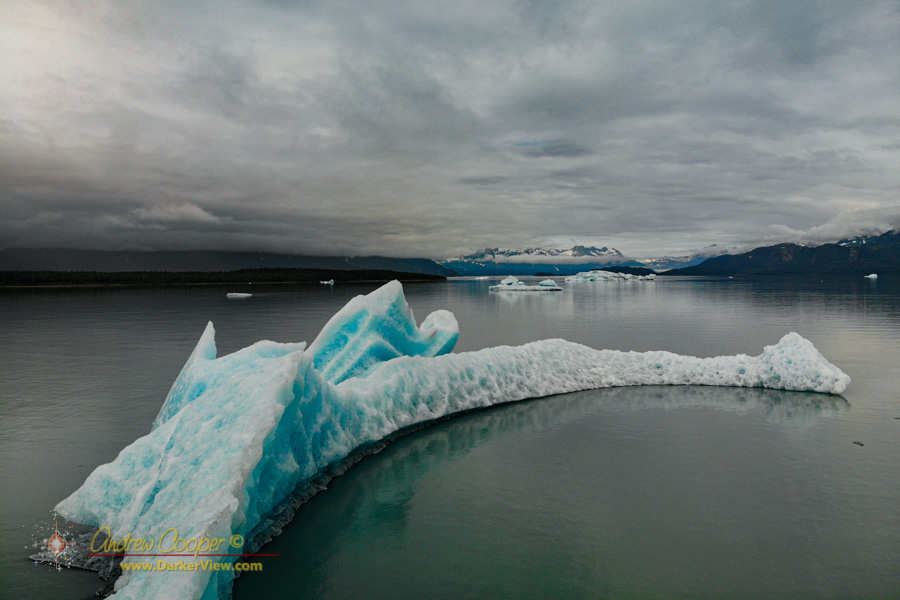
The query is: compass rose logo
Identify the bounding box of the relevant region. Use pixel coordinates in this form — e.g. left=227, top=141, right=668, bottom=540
left=46, top=520, right=69, bottom=571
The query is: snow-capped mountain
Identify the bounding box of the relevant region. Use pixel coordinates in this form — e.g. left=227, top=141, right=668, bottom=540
left=439, top=245, right=645, bottom=276
left=836, top=230, right=899, bottom=248
left=446, top=245, right=623, bottom=264
left=636, top=255, right=708, bottom=271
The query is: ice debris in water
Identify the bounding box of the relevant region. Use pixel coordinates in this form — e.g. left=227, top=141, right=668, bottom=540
left=55, top=280, right=849, bottom=600
left=489, top=276, right=562, bottom=291
left=565, top=270, right=656, bottom=281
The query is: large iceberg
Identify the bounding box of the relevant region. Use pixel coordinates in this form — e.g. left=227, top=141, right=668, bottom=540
left=54, top=281, right=849, bottom=600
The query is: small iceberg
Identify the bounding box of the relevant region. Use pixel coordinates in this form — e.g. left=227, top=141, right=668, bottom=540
left=320, top=279, right=335, bottom=285
left=54, top=281, right=849, bottom=600
left=864, top=273, right=878, bottom=279
left=489, top=276, right=562, bottom=291
left=565, top=270, right=656, bottom=282
left=225, top=293, right=252, bottom=298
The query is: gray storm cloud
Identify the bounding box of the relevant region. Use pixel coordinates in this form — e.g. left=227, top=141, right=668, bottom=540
left=1, top=0, right=898, bottom=258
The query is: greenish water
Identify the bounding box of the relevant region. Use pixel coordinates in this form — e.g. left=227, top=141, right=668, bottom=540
left=238, top=387, right=892, bottom=600
left=2, top=275, right=899, bottom=599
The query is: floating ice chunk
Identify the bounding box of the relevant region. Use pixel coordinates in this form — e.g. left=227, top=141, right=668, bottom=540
left=320, top=279, right=334, bottom=285
left=489, top=276, right=562, bottom=291
left=55, top=281, right=849, bottom=600
left=864, top=273, right=877, bottom=279
left=489, top=284, right=562, bottom=291
left=226, top=293, right=252, bottom=298
left=565, top=270, right=655, bottom=282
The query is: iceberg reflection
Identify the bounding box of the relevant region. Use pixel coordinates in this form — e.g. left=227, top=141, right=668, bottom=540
left=236, top=384, right=850, bottom=600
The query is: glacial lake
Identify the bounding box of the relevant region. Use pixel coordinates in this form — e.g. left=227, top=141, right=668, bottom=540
left=1, top=275, right=899, bottom=599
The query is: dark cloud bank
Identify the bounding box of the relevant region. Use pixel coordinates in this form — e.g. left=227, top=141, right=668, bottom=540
left=1, top=0, right=898, bottom=258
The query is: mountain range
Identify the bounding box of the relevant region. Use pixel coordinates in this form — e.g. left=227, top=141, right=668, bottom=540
left=4, top=232, right=899, bottom=279
left=634, top=244, right=741, bottom=271
left=663, top=231, right=900, bottom=276
left=447, top=245, right=624, bottom=263
left=439, top=245, right=648, bottom=276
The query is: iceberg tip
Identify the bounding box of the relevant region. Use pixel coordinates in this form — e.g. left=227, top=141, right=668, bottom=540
left=152, top=321, right=218, bottom=429
left=307, top=280, right=459, bottom=384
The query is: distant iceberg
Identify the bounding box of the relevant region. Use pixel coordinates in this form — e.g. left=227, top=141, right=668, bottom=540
left=55, top=281, right=849, bottom=600
left=565, top=270, right=656, bottom=281
left=864, top=273, right=877, bottom=279
left=225, top=293, right=252, bottom=298
left=489, top=275, right=562, bottom=291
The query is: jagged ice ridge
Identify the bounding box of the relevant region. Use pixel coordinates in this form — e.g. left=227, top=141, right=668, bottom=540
left=55, top=281, right=849, bottom=600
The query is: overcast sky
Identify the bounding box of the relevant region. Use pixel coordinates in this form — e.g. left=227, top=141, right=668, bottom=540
left=2, top=1, right=898, bottom=258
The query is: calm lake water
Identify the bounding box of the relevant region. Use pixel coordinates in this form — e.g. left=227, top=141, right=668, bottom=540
left=1, top=275, right=899, bottom=599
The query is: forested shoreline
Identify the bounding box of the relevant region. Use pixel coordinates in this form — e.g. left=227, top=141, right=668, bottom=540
left=0, top=268, right=445, bottom=287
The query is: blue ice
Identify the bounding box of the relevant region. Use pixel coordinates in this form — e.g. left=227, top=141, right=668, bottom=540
left=55, top=281, right=849, bottom=600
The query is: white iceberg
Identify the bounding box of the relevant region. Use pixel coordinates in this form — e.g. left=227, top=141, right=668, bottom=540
left=55, top=281, right=849, bottom=600
left=225, top=293, right=252, bottom=298
left=489, top=276, right=562, bottom=291
left=864, top=273, right=877, bottom=279
left=320, top=279, right=334, bottom=285
left=565, top=270, right=656, bottom=281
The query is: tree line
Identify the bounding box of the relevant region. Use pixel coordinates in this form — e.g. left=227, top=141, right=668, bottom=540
left=0, top=268, right=445, bottom=287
